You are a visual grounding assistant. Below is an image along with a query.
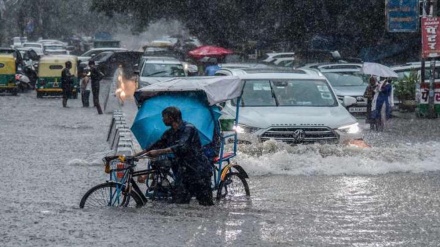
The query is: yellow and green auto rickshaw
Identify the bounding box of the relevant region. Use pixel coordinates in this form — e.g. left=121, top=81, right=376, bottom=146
left=0, top=54, right=19, bottom=95
left=36, top=55, right=79, bottom=98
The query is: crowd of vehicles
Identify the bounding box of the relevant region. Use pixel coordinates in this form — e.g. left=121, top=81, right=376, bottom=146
left=5, top=35, right=409, bottom=146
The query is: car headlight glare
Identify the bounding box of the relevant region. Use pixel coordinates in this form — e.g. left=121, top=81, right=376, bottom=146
left=233, top=124, right=260, bottom=134
left=338, top=123, right=360, bottom=134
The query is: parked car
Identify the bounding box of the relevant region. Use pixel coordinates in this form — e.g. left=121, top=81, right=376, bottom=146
left=43, top=43, right=69, bottom=55
left=261, top=52, right=295, bottom=63
left=321, top=72, right=369, bottom=115
left=138, top=56, right=187, bottom=87
left=272, top=57, right=295, bottom=67
left=77, top=47, right=128, bottom=64
left=21, top=42, right=45, bottom=56
left=291, top=50, right=362, bottom=68
left=91, top=50, right=143, bottom=77
left=215, top=68, right=362, bottom=145
left=11, top=36, right=27, bottom=49
left=219, top=63, right=271, bottom=70
left=298, top=62, right=367, bottom=115
left=38, top=39, right=68, bottom=48
left=300, top=62, right=362, bottom=72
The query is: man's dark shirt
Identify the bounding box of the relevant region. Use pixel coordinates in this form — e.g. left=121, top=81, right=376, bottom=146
left=148, top=121, right=212, bottom=176
left=89, top=66, right=103, bottom=89
left=61, top=68, right=72, bottom=90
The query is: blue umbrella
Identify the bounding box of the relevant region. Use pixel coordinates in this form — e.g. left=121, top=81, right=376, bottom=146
left=131, top=94, right=221, bottom=149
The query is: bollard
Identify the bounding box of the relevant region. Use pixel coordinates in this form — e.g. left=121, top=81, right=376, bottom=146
left=108, top=123, right=128, bottom=147
left=111, top=134, right=132, bottom=151
left=115, top=146, right=134, bottom=156
left=107, top=113, right=124, bottom=142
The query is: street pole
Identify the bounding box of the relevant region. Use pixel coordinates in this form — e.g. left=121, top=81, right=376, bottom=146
left=421, top=0, right=427, bottom=90
left=428, top=0, right=438, bottom=118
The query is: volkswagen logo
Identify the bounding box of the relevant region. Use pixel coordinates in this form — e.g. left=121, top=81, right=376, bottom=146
left=292, top=129, right=305, bottom=142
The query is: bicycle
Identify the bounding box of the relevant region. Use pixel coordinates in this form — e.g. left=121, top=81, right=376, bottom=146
left=79, top=154, right=168, bottom=208
left=79, top=149, right=250, bottom=208
left=80, top=76, right=251, bottom=208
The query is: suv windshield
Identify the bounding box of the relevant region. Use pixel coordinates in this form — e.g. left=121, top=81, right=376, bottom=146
left=234, top=79, right=337, bottom=106
left=141, top=63, right=185, bottom=77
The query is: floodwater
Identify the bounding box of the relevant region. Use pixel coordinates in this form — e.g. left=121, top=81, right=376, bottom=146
left=1, top=82, right=440, bottom=247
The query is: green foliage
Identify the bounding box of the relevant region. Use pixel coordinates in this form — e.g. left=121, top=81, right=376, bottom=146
left=394, top=70, right=419, bottom=101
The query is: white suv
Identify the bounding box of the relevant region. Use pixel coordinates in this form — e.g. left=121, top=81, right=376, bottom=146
left=215, top=68, right=363, bottom=144
left=138, top=56, right=187, bottom=87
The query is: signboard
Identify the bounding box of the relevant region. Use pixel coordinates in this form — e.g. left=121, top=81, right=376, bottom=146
left=386, top=0, right=419, bottom=32
left=422, top=17, right=440, bottom=58
left=419, top=82, right=440, bottom=104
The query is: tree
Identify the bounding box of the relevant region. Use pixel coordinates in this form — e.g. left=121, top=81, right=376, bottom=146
left=89, top=0, right=395, bottom=54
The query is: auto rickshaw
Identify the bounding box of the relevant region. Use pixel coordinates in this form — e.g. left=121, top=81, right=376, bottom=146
left=36, top=55, right=79, bottom=98
left=0, top=54, right=19, bottom=95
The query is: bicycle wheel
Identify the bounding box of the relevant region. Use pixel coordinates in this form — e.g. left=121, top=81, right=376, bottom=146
left=216, top=172, right=250, bottom=201
left=79, top=182, right=144, bottom=208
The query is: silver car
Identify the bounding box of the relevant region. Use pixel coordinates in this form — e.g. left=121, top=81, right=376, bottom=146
left=300, top=63, right=368, bottom=115
left=321, top=72, right=369, bottom=115
left=138, top=57, right=187, bottom=87
left=215, top=68, right=363, bottom=145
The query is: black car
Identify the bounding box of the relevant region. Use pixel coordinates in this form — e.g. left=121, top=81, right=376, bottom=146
left=90, top=50, right=143, bottom=78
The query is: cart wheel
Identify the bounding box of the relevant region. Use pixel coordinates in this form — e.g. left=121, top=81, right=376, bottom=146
left=216, top=172, right=250, bottom=201
left=36, top=92, right=42, bottom=98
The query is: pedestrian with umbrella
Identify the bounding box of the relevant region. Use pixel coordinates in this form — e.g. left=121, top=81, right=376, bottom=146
left=361, top=62, right=397, bottom=131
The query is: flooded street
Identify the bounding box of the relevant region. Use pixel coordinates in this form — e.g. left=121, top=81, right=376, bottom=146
left=2, top=83, right=440, bottom=246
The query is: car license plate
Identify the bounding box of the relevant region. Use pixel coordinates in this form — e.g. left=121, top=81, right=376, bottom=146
left=349, top=107, right=366, bottom=113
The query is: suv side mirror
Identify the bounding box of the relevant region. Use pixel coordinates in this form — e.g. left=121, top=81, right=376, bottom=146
left=343, top=96, right=357, bottom=107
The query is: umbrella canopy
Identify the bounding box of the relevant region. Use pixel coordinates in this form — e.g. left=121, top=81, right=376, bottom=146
left=361, top=62, right=398, bottom=78
left=188, top=45, right=233, bottom=59
left=131, top=94, right=221, bottom=149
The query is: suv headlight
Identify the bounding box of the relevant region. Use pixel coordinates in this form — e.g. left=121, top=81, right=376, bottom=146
left=337, top=123, right=360, bottom=134
left=233, top=124, right=260, bottom=134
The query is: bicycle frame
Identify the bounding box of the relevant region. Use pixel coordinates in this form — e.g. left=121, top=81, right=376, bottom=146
left=210, top=96, right=249, bottom=190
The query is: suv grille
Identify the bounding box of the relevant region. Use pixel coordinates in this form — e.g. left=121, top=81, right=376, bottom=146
left=260, top=126, right=339, bottom=144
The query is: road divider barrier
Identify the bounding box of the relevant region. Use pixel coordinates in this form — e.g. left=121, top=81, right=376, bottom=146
left=107, top=110, right=134, bottom=155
